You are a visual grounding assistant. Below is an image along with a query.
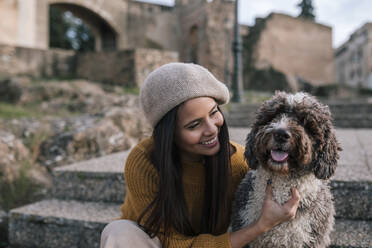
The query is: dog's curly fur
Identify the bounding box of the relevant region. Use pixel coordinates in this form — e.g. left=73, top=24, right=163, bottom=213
left=231, top=91, right=342, bottom=248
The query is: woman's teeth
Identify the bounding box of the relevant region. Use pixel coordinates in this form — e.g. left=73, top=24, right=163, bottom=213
left=201, top=136, right=217, bottom=145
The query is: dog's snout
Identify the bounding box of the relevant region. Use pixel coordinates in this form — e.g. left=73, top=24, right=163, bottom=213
left=273, top=129, right=291, bottom=142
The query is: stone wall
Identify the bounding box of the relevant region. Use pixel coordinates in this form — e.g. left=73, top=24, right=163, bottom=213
left=177, top=0, right=234, bottom=82
left=0, top=0, right=235, bottom=84
left=0, top=45, right=178, bottom=87
left=244, top=13, right=334, bottom=90
left=334, top=23, right=372, bottom=89
left=0, top=0, right=18, bottom=47
left=0, top=45, right=76, bottom=78
left=126, top=1, right=178, bottom=51
left=134, top=48, right=179, bottom=87
left=0, top=0, right=48, bottom=49
left=76, top=48, right=178, bottom=87
left=0, top=0, right=179, bottom=52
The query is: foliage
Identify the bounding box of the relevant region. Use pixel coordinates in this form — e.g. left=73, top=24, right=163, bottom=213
left=102, top=85, right=140, bottom=95
left=49, top=7, right=95, bottom=51
left=23, top=130, right=51, bottom=163
left=120, top=87, right=140, bottom=95
left=0, top=103, right=39, bottom=119
left=0, top=161, right=43, bottom=211
left=297, top=0, right=315, bottom=21
left=243, top=91, right=272, bottom=104
left=49, top=7, right=73, bottom=50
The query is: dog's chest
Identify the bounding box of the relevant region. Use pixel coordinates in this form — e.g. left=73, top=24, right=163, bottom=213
left=239, top=168, right=323, bottom=247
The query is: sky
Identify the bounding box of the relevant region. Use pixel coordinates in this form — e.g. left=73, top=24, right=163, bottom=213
left=137, top=0, right=372, bottom=48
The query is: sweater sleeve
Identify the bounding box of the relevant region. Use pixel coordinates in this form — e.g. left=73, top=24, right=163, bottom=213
left=120, top=142, right=232, bottom=248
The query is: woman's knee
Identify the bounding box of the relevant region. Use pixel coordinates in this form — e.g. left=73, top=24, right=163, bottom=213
left=102, top=220, right=135, bottom=237
left=100, top=220, right=161, bottom=248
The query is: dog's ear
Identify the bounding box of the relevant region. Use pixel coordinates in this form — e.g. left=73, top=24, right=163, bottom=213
left=293, top=93, right=341, bottom=179
left=312, top=121, right=342, bottom=180
left=244, top=130, right=259, bottom=170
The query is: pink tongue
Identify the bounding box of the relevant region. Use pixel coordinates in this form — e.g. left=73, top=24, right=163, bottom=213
left=271, top=150, right=288, bottom=162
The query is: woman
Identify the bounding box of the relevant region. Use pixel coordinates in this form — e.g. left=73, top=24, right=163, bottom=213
left=101, top=63, right=300, bottom=248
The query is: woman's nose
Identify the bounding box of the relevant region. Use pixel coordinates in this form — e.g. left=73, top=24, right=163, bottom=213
left=203, top=118, right=218, bottom=136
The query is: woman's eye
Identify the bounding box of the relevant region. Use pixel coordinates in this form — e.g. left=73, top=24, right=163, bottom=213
left=211, top=109, right=219, bottom=116
left=187, top=123, right=199, bottom=129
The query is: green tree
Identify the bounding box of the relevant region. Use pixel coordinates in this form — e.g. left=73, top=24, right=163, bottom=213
left=49, top=7, right=73, bottom=49
left=297, top=0, right=315, bottom=21
left=49, top=7, right=95, bottom=51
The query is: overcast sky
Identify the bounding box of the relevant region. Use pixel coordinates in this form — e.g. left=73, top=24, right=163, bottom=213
left=138, top=0, right=372, bottom=48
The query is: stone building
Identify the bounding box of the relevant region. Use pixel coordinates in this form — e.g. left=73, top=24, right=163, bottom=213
left=243, top=13, right=334, bottom=91
left=335, top=23, right=372, bottom=89
left=0, top=0, right=235, bottom=83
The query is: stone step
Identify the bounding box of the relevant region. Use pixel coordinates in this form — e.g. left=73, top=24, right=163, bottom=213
left=52, top=150, right=129, bottom=203
left=227, top=111, right=372, bottom=119
left=227, top=103, right=372, bottom=114
left=8, top=199, right=121, bottom=248
left=51, top=150, right=372, bottom=221
left=330, top=219, right=372, bottom=248
left=226, top=117, right=372, bottom=128
left=8, top=199, right=371, bottom=248
left=330, top=181, right=371, bottom=220
left=226, top=111, right=372, bottom=119
left=225, top=103, right=372, bottom=128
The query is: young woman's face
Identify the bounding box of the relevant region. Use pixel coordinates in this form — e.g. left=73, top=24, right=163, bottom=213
left=175, top=97, right=224, bottom=160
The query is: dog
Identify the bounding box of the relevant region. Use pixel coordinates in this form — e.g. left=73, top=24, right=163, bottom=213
left=231, top=91, right=341, bottom=248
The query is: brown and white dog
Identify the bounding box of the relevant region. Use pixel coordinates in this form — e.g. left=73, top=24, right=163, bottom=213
left=232, top=91, right=341, bottom=248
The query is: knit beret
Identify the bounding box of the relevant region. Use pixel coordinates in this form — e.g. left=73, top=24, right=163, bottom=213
left=140, top=63, right=230, bottom=127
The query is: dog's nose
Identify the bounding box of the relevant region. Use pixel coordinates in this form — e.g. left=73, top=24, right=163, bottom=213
left=273, top=129, right=291, bottom=142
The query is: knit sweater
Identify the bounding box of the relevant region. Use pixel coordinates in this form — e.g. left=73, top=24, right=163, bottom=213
left=120, top=137, right=248, bottom=248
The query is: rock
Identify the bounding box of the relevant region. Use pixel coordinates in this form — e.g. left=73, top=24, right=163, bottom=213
left=0, top=129, right=51, bottom=205
left=0, top=77, right=29, bottom=103
left=0, top=78, right=151, bottom=172
left=0, top=130, right=30, bottom=182
left=37, top=107, right=150, bottom=168
left=104, top=107, right=151, bottom=138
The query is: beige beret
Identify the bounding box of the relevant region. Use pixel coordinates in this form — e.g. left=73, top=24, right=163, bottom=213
left=140, top=63, right=230, bottom=127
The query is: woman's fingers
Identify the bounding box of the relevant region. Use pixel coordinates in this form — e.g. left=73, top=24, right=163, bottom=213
left=265, top=182, right=273, bottom=200
left=284, top=188, right=301, bottom=207
left=259, top=185, right=301, bottom=231
left=282, top=188, right=301, bottom=219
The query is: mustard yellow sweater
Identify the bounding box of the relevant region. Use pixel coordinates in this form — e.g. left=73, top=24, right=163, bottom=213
left=120, top=137, right=248, bottom=248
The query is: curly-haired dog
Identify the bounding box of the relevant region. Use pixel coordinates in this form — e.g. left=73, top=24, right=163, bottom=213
left=232, top=92, right=341, bottom=248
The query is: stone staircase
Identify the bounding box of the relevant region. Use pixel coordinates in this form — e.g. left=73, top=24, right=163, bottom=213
left=7, top=129, right=372, bottom=248
left=8, top=151, right=128, bottom=248
left=225, top=102, right=372, bottom=128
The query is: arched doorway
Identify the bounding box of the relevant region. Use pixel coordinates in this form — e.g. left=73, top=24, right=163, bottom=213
left=188, top=25, right=199, bottom=63
left=49, top=3, right=118, bottom=51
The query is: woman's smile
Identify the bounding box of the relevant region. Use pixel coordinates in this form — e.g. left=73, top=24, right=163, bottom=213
left=175, top=97, right=224, bottom=160
left=200, top=136, right=218, bottom=147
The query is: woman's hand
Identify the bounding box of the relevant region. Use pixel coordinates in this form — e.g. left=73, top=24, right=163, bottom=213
left=256, top=183, right=301, bottom=233
left=230, top=181, right=301, bottom=248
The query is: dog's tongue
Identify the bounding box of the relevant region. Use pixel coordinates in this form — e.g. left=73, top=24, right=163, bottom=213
left=271, top=150, right=288, bottom=162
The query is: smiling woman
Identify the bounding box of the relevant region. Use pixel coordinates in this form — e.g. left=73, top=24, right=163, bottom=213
left=100, top=62, right=301, bottom=248
left=175, top=97, right=224, bottom=159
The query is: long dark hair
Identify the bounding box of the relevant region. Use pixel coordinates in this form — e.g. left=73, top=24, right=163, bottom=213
left=137, top=105, right=232, bottom=246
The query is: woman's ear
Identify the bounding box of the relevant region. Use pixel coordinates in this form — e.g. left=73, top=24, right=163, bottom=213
left=244, top=130, right=259, bottom=170
left=312, top=125, right=341, bottom=179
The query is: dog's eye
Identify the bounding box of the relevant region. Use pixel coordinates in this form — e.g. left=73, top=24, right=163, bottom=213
left=304, top=120, right=320, bottom=137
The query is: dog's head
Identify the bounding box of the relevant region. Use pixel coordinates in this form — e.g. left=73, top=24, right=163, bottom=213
left=245, top=91, right=341, bottom=179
